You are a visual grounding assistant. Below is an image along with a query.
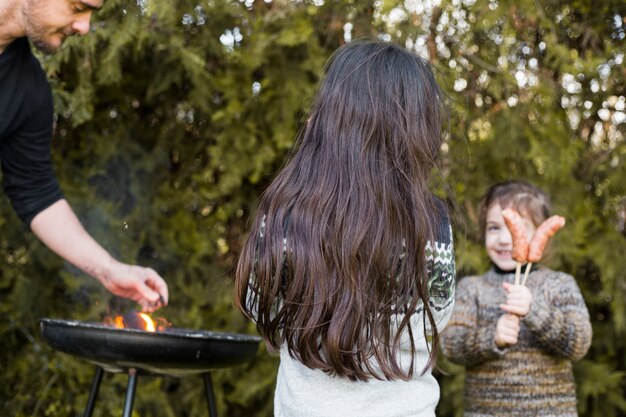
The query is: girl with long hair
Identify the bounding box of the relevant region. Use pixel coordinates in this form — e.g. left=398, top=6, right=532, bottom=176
left=235, top=40, right=455, bottom=417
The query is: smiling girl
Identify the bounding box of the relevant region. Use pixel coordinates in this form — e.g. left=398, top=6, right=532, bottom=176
left=440, top=180, right=592, bottom=417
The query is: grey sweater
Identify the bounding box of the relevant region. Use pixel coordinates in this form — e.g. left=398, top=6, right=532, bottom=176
left=440, top=267, right=592, bottom=417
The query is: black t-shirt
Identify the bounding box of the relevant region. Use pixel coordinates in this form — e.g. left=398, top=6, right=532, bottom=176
left=0, top=37, right=63, bottom=226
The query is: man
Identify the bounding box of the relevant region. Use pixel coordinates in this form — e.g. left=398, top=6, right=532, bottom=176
left=0, top=0, right=168, bottom=311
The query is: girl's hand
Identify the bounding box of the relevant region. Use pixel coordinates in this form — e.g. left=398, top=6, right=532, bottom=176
left=500, top=282, right=533, bottom=317
left=495, top=313, right=520, bottom=348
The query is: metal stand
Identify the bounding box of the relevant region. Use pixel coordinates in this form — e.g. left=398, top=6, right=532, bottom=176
left=80, top=366, right=218, bottom=417
left=83, top=366, right=104, bottom=417
left=122, top=368, right=138, bottom=417
left=203, top=373, right=218, bottom=417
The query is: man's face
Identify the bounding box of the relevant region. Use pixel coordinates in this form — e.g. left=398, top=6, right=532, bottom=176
left=22, top=0, right=103, bottom=54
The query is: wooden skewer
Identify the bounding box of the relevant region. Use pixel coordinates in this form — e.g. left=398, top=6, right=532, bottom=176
left=514, top=262, right=522, bottom=285
left=521, top=262, right=533, bottom=286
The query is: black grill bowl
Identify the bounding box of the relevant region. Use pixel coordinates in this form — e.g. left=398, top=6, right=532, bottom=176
left=40, top=318, right=261, bottom=376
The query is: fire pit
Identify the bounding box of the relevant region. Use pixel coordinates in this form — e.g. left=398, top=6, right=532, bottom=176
left=39, top=318, right=261, bottom=417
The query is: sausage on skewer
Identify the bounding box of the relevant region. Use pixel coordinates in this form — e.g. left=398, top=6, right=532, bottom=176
left=501, top=208, right=529, bottom=285
left=501, top=208, right=529, bottom=263
left=527, top=215, right=566, bottom=263
left=521, top=215, right=566, bottom=285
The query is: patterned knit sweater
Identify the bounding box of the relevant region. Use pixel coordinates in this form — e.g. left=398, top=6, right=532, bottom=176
left=246, top=209, right=456, bottom=416
left=440, top=267, right=592, bottom=417
left=272, top=227, right=456, bottom=417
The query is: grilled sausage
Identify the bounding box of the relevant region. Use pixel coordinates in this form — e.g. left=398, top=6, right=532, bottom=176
left=501, top=208, right=529, bottom=263
left=527, top=215, right=566, bottom=262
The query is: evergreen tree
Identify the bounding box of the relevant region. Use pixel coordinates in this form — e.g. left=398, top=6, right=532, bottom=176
left=0, top=1, right=623, bottom=416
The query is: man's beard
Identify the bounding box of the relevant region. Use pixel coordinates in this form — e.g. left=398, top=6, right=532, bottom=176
left=29, top=37, right=59, bottom=55
left=22, top=2, right=61, bottom=55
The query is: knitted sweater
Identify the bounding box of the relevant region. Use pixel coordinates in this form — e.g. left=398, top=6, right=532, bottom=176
left=440, top=267, right=592, bottom=417
left=271, top=226, right=456, bottom=417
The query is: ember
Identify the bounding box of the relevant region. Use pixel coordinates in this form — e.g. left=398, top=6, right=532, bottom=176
left=106, top=311, right=171, bottom=332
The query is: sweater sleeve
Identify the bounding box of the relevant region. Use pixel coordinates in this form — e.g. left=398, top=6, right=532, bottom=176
left=440, top=276, right=507, bottom=367
left=522, top=272, right=592, bottom=361
left=244, top=215, right=284, bottom=322
left=423, top=224, right=456, bottom=331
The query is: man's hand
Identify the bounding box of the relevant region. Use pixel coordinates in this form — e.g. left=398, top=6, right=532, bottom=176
left=495, top=313, right=520, bottom=348
left=500, top=282, right=533, bottom=317
left=98, top=261, right=169, bottom=312
left=31, top=199, right=170, bottom=312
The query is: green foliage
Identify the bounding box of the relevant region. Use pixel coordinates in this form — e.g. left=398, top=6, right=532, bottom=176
left=1, top=0, right=623, bottom=416
left=430, top=1, right=625, bottom=416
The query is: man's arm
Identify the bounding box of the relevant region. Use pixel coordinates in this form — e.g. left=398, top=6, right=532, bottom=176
left=31, top=199, right=169, bottom=312
left=2, top=40, right=168, bottom=311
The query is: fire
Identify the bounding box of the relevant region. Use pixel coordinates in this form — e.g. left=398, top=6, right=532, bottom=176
left=112, top=311, right=158, bottom=332
left=138, top=313, right=156, bottom=332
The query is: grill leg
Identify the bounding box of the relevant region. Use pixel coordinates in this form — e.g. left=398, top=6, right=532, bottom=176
left=203, top=373, right=218, bottom=417
left=83, top=366, right=104, bottom=417
left=122, top=368, right=138, bottom=417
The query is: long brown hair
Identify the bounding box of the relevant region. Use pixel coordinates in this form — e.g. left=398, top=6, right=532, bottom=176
left=235, top=40, right=447, bottom=381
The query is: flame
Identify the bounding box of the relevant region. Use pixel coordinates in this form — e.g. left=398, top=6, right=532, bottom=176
left=112, top=311, right=158, bottom=332
left=138, top=313, right=156, bottom=332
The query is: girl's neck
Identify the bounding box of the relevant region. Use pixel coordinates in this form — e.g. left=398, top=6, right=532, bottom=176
left=491, top=262, right=538, bottom=275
